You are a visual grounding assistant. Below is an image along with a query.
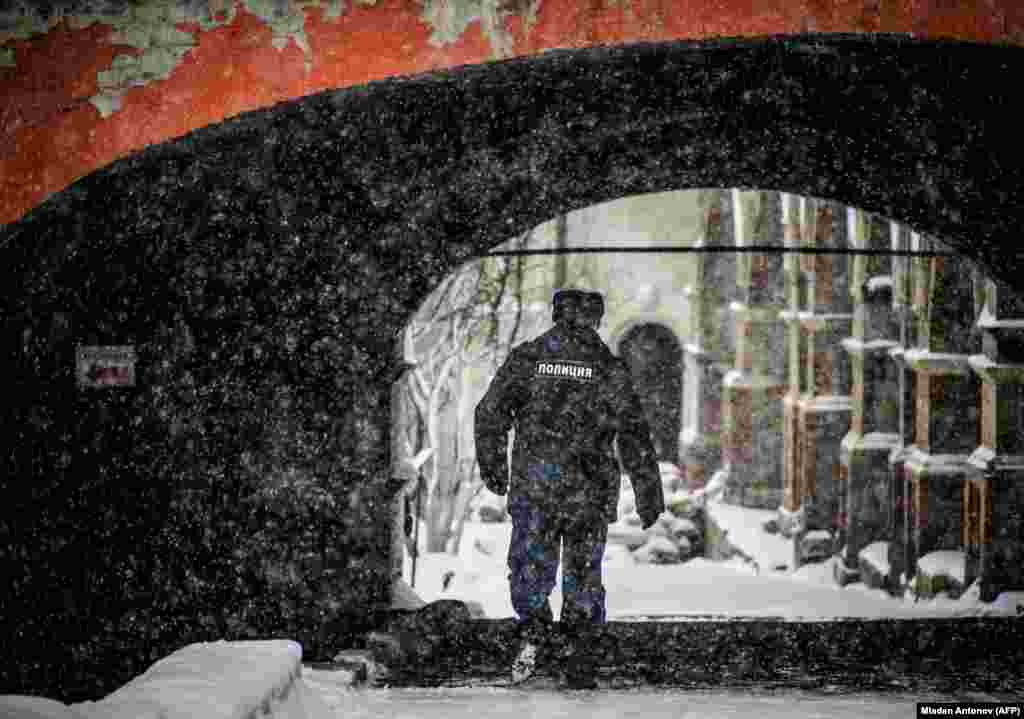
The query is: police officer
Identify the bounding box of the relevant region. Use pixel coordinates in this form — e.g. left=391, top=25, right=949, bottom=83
left=474, top=288, right=664, bottom=688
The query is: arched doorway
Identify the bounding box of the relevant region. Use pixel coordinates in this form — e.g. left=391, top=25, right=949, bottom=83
left=618, top=323, right=683, bottom=463
left=4, top=35, right=1024, bottom=699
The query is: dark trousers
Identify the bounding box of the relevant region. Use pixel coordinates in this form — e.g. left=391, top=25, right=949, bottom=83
left=507, top=496, right=608, bottom=646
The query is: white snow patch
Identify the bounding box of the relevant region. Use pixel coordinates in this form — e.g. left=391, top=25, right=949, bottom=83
left=705, top=499, right=795, bottom=572
left=842, top=338, right=899, bottom=353
left=68, top=640, right=332, bottom=719
left=866, top=275, right=894, bottom=293
left=859, top=542, right=891, bottom=575
left=917, top=550, right=967, bottom=584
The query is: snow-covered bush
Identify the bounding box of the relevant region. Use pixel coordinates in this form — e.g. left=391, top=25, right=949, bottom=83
left=612, top=465, right=707, bottom=565
left=633, top=536, right=683, bottom=564
left=473, top=490, right=508, bottom=523
left=666, top=490, right=700, bottom=520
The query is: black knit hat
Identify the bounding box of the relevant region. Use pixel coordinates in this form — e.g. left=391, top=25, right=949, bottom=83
left=551, top=289, right=586, bottom=324
left=552, top=289, right=605, bottom=325
left=582, top=291, right=605, bottom=323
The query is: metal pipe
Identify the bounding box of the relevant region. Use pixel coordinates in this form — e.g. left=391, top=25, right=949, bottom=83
left=486, top=245, right=955, bottom=258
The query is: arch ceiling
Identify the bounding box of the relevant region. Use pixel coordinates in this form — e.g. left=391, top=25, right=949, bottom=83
left=4, top=35, right=1021, bottom=284
left=2, top=0, right=1024, bottom=224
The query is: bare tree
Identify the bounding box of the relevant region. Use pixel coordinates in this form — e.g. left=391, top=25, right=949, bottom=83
left=401, top=230, right=536, bottom=554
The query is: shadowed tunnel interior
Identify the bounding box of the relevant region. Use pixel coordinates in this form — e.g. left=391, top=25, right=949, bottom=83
left=2, top=34, right=1024, bottom=700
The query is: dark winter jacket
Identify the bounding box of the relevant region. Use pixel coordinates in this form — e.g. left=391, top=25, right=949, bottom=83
left=474, top=322, right=664, bottom=525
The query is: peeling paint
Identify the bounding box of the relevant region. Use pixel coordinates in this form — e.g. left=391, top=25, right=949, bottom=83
left=89, top=89, right=121, bottom=117
left=419, top=0, right=541, bottom=59
left=0, top=0, right=542, bottom=111
left=235, top=0, right=348, bottom=70
left=0, top=0, right=350, bottom=117
left=85, top=3, right=204, bottom=117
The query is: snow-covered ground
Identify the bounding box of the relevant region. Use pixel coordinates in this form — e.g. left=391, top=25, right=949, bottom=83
left=8, top=494, right=1020, bottom=719
left=403, top=503, right=1024, bottom=621
left=9, top=641, right=1001, bottom=719
left=304, top=671, right=1015, bottom=719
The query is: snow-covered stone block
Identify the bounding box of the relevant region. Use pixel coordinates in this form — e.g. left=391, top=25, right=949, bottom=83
left=69, top=640, right=331, bottom=719
left=0, top=695, right=77, bottom=719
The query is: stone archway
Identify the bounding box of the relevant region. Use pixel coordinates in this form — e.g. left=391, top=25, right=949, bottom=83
left=618, top=323, right=684, bottom=463
left=4, top=35, right=1024, bottom=698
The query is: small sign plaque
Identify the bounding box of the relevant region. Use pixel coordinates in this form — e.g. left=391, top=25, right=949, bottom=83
left=76, top=345, right=136, bottom=388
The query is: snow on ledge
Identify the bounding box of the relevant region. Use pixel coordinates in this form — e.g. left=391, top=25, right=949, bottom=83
left=64, top=640, right=333, bottom=719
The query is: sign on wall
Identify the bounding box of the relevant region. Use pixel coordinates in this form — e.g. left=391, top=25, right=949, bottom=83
left=76, top=345, right=136, bottom=388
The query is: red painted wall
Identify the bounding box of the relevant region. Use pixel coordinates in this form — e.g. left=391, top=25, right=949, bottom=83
left=1, top=0, right=1021, bottom=225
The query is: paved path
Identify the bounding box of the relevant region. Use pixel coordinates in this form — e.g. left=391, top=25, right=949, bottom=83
left=304, top=670, right=1017, bottom=719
